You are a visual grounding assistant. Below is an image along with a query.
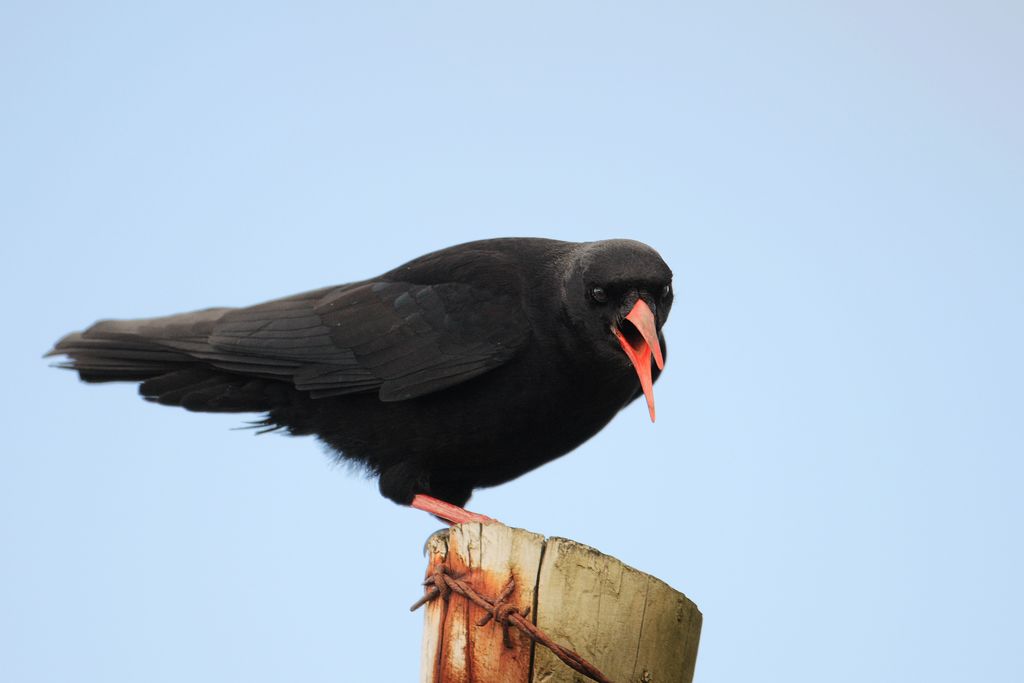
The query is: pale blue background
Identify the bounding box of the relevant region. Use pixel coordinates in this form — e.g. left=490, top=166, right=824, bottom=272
left=2, top=2, right=1021, bottom=681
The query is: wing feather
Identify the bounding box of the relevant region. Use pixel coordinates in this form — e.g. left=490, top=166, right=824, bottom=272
left=51, top=263, right=530, bottom=401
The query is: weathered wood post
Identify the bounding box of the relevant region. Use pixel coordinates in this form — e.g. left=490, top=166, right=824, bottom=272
left=417, top=522, right=702, bottom=683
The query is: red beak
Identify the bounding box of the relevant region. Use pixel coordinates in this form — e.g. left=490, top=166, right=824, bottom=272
left=612, top=298, right=665, bottom=422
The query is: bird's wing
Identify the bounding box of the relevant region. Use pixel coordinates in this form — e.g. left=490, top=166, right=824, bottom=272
left=188, top=281, right=530, bottom=401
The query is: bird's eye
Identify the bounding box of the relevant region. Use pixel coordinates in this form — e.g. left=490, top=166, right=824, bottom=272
left=661, top=284, right=671, bottom=298
left=590, top=286, right=608, bottom=303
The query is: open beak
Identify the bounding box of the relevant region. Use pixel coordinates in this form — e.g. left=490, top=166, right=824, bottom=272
left=612, top=298, right=665, bottom=422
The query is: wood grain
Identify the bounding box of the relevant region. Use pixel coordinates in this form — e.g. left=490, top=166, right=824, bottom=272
left=421, top=523, right=701, bottom=683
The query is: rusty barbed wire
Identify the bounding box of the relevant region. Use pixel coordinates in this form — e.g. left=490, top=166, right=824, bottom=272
left=410, top=563, right=614, bottom=683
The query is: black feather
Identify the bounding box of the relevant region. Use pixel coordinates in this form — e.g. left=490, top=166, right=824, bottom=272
left=48, top=237, right=674, bottom=509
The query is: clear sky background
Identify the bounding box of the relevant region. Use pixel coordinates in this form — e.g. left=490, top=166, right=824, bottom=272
left=2, top=2, right=1021, bottom=682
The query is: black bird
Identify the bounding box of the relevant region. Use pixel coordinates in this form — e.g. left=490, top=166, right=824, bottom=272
left=48, top=238, right=673, bottom=523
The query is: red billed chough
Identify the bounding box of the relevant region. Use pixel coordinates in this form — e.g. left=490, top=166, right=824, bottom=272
left=48, top=237, right=673, bottom=523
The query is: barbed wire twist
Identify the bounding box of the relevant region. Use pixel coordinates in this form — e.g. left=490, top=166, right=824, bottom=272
left=411, top=563, right=613, bottom=683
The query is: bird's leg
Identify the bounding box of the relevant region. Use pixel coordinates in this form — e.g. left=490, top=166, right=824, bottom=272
left=410, top=494, right=495, bottom=525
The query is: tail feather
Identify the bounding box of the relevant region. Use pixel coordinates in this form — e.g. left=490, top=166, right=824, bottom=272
left=47, top=308, right=304, bottom=418
left=138, top=368, right=293, bottom=413
left=47, top=308, right=231, bottom=382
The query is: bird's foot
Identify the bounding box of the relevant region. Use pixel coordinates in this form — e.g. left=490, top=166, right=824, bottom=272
left=410, top=494, right=496, bottom=525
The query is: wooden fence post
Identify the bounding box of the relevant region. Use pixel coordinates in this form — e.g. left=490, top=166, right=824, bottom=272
left=419, top=522, right=702, bottom=683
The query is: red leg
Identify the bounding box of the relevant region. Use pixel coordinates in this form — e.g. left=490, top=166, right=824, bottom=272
left=410, top=494, right=496, bottom=525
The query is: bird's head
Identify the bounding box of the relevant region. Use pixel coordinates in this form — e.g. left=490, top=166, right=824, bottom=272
left=561, top=239, right=674, bottom=421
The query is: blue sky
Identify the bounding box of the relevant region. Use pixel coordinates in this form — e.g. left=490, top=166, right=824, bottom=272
left=2, top=2, right=1022, bottom=681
